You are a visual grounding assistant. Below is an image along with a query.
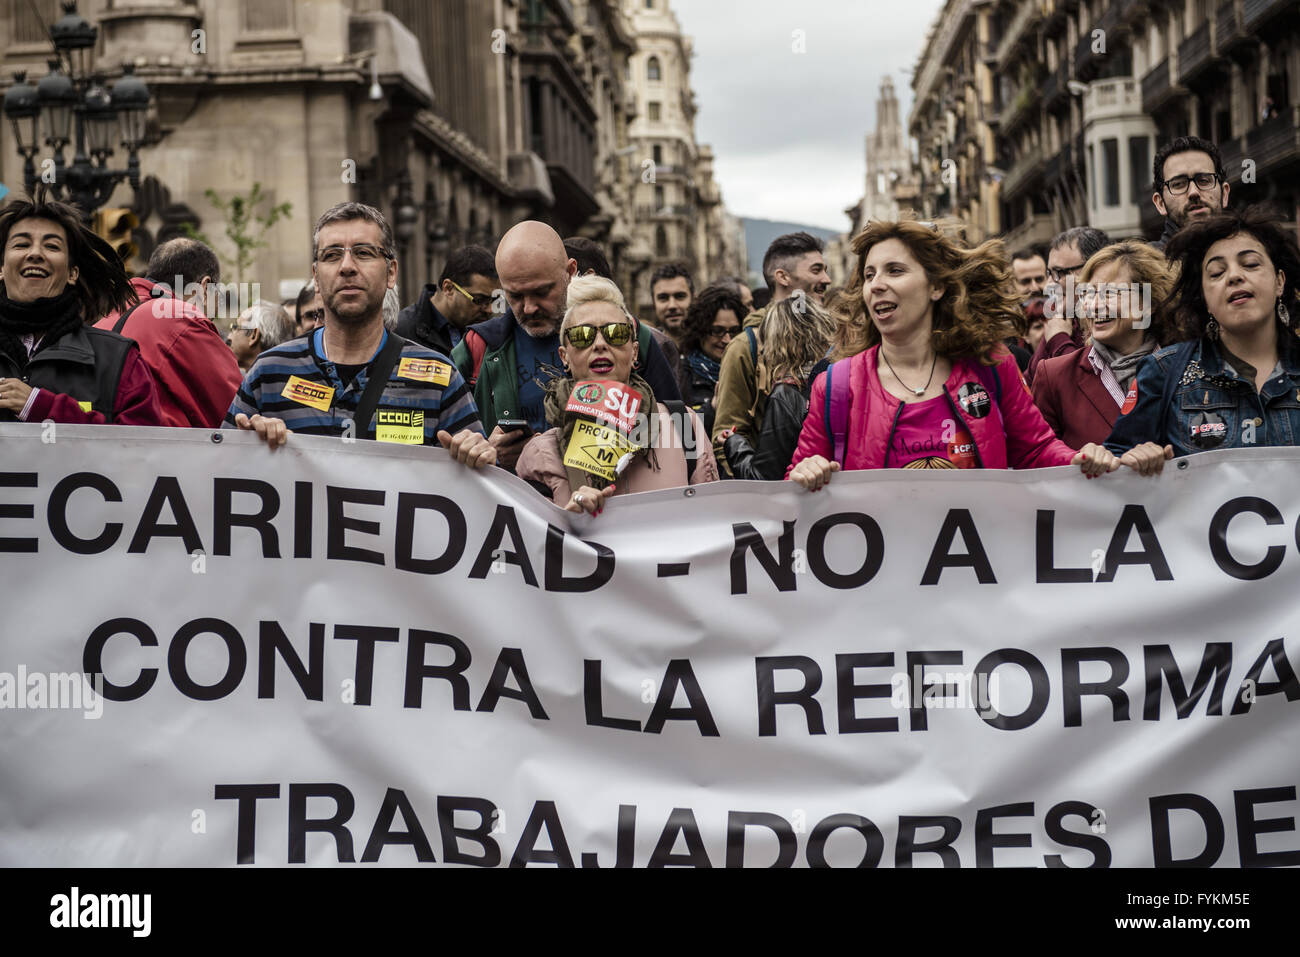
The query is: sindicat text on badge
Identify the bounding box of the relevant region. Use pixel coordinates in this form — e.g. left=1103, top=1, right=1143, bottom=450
left=282, top=375, right=334, bottom=411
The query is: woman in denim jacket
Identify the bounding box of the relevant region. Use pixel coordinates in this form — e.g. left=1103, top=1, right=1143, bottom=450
left=1106, top=207, right=1300, bottom=475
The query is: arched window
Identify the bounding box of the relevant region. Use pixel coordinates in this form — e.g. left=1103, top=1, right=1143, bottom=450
left=647, top=56, right=662, bottom=82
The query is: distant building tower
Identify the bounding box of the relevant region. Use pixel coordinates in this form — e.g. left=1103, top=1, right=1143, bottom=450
left=860, top=76, right=913, bottom=231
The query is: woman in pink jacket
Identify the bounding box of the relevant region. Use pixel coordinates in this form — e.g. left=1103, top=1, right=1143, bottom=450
left=788, top=220, right=1118, bottom=488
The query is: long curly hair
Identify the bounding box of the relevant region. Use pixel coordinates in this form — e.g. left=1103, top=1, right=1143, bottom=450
left=759, top=296, right=835, bottom=385
left=831, top=219, right=1020, bottom=363
left=1078, top=241, right=1181, bottom=346
left=1164, top=205, right=1300, bottom=340
left=0, top=194, right=137, bottom=320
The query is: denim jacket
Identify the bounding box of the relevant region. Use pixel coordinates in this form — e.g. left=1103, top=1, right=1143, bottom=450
left=1105, top=333, right=1300, bottom=457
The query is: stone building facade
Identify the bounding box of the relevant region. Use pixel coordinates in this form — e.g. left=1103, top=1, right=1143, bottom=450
left=1, top=0, right=743, bottom=311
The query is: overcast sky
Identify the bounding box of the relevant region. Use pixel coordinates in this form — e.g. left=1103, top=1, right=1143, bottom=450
left=671, top=0, right=948, bottom=232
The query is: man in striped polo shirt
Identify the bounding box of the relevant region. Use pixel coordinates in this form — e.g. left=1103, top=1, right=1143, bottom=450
left=224, top=202, right=495, bottom=469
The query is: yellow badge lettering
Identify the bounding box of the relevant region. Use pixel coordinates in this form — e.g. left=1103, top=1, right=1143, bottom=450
left=281, top=375, right=334, bottom=411
left=375, top=408, right=425, bottom=444
left=398, top=357, right=452, bottom=386
left=563, top=420, right=636, bottom=482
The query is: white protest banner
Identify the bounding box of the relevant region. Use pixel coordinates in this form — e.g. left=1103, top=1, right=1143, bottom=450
left=1, top=425, right=1297, bottom=867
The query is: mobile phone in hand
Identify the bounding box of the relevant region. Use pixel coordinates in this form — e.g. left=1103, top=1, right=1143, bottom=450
left=497, top=419, right=534, bottom=438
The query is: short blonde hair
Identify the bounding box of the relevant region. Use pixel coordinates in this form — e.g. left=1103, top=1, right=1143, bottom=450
left=562, top=275, right=637, bottom=330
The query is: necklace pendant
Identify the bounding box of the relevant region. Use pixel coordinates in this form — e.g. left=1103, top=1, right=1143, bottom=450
left=913, top=387, right=926, bottom=396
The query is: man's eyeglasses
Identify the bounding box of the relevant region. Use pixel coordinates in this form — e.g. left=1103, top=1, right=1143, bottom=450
left=450, top=280, right=494, bottom=309
left=315, top=243, right=390, bottom=265
left=563, top=322, right=634, bottom=349
left=708, top=325, right=741, bottom=339
left=1162, top=172, right=1221, bottom=195
left=1047, top=264, right=1086, bottom=282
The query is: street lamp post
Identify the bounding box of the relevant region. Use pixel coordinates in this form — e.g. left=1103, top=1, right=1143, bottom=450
left=2, top=2, right=151, bottom=218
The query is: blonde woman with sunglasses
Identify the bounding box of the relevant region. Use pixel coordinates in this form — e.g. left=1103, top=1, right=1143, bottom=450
left=517, top=276, right=718, bottom=515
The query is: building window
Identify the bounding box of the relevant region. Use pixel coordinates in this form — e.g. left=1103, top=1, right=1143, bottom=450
left=647, top=56, right=662, bottom=82
left=645, top=0, right=654, bottom=8
left=242, top=0, right=293, bottom=32
left=1129, top=136, right=1150, bottom=204
left=648, top=102, right=661, bottom=122
left=1088, top=144, right=1097, bottom=210
left=653, top=144, right=663, bottom=165
left=654, top=185, right=665, bottom=210
left=1102, top=138, right=1120, bottom=207
left=655, top=225, right=669, bottom=257
left=14, top=0, right=58, bottom=44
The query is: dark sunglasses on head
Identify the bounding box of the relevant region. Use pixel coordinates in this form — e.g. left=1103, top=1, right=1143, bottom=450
left=563, top=322, right=634, bottom=349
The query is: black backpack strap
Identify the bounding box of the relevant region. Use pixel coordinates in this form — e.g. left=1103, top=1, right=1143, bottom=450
left=354, top=333, right=407, bottom=439
left=745, top=327, right=758, bottom=364
left=662, top=398, right=698, bottom=468
left=112, top=299, right=150, bottom=335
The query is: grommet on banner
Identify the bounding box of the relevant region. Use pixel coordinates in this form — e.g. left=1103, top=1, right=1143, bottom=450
left=210, top=432, right=223, bottom=444
left=684, top=487, right=696, bottom=497
left=1176, top=459, right=1188, bottom=470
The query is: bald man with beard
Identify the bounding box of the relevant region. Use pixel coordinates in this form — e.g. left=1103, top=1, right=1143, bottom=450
left=452, top=220, right=681, bottom=470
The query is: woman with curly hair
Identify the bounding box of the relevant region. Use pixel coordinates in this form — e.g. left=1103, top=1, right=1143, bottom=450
left=1032, top=242, right=1180, bottom=449
left=788, top=220, right=1117, bottom=487
left=0, top=196, right=160, bottom=424
left=723, top=295, right=836, bottom=479
left=1106, top=206, right=1300, bottom=474
left=677, top=281, right=747, bottom=436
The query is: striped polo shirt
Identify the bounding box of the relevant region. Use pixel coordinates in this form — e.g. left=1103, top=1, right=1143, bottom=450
left=223, top=329, right=484, bottom=444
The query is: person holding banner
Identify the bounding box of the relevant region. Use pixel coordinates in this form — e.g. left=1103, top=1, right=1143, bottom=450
left=1032, top=242, right=1178, bottom=450
left=517, top=276, right=718, bottom=514
left=224, top=202, right=495, bottom=469
left=0, top=196, right=162, bottom=426
left=786, top=220, right=1118, bottom=488
left=1105, top=206, right=1300, bottom=474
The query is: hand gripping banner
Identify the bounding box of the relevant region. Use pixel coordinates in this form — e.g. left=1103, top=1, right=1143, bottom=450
left=1, top=424, right=1297, bottom=867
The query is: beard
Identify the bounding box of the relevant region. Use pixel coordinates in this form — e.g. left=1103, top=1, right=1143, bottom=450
left=519, top=312, right=560, bottom=338
left=326, top=287, right=381, bottom=326
left=1172, top=199, right=1211, bottom=228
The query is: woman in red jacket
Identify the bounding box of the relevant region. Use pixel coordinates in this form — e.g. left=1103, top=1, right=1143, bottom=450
left=788, top=220, right=1117, bottom=488
left=1032, top=242, right=1178, bottom=449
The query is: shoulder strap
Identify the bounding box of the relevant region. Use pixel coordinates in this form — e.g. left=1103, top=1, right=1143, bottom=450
left=746, top=327, right=758, bottom=364
left=111, top=298, right=150, bottom=335
left=466, top=330, right=488, bottom=386
left=662, top=398, right=697, bottom=468
left=822, top=357, right=854, bottom=467
left=354, top=333, right=406, bottom=439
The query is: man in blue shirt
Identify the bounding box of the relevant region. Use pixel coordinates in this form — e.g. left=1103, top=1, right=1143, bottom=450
left=226, top=201, right=495, bottom=470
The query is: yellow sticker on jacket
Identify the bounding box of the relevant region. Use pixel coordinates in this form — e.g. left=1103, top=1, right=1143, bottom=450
left=563, top=419, right=636, bottom=482
left=281, top=375, right=334, bottom=411
left=375, top=408, right=425, bottom=444
left=77, top=401, right=92, bottom=412
left=398, top=357, right=452, bottom=386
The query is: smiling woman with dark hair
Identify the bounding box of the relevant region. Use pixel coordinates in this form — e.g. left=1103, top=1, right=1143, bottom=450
left=0, top=196, right=161, bottom=425
left=1106, top=205, right=1300, bottom=475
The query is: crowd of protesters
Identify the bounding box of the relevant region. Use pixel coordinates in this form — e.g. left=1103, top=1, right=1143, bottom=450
left=2, top=134, right=1298, bottom=508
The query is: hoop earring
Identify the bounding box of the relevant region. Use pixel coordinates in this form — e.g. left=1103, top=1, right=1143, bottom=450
left=1206, top=317, right=1220, bottom=340
left=1279, top=301, right=1292, bottom=328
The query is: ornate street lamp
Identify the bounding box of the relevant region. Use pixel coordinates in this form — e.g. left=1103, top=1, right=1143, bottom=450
left=3, top=2, right=151, bottom=218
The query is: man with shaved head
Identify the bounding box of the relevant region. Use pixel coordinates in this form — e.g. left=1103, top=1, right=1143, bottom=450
left=452, top=220, right=681, bottom=469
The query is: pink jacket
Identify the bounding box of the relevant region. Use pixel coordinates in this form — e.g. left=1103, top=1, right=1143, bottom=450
left=787, top=346, right=1078, bottom=474
left=518, top=404, right=719, bottom=501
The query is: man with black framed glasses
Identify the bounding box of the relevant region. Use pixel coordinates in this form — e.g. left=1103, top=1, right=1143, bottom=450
left=1151, top=136, right=1231, bottom=252
left=395, top=243, right=497, bottom=357
left=225, top=202, right=495, bottom=469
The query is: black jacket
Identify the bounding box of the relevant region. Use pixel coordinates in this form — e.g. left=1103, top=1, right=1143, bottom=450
left=678, top=355, right=719, bottom=437
left=395, top=286, right=457, bottom=357
left=1151, top=217, right=1180, bottom=253
left=0, top=323, right=134, bottom=421
left=723, top=380, right=809, bottom=480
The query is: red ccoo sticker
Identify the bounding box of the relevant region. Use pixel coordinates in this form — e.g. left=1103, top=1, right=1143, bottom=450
left=1120, top=380, right=1138, bottom=415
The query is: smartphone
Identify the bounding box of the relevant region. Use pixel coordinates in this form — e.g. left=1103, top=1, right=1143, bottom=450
left=497, top=419, right=534, bottom=437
